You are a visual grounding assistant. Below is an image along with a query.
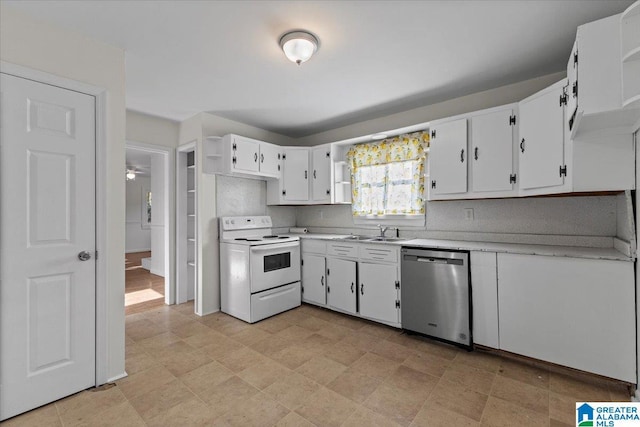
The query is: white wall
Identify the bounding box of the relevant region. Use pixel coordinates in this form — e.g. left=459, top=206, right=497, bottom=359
left=125, top=176, right=151, bottom=253
left=1, top=5, right=126, bottom=382
left=149, top=154, right=165, bottom=276
left=127, top=110, right=179, bottom=148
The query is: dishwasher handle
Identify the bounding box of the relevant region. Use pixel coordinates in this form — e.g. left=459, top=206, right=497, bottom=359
left=403, top=254, right=464, bottom=265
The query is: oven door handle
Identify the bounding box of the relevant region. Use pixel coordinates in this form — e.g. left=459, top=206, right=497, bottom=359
left=249, top=241, right=300, bottom=253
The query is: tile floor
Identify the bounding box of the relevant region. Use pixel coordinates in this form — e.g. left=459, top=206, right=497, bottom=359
left=3, top=303, right=631, bottom=427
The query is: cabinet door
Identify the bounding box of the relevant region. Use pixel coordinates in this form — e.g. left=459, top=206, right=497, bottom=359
left=259, top=142, right=281, bottom=177
left=518, top=84, right=565, bottom=190
left=232, top=136, right=260, bottom=174
left=359, top=262, right=399, bottom=325
left=326, top=258, right=356, bottom=314
left=282, top=148, right=309, bottom=202
left=429, top=119, right=468, bottom=195
left=497, top=253, right=635, bottom=382
left=566, top=41, right=578, bottom=130
left=302, top=254, right=326, bottom=306
left=470, top=252, right=498, bottom=349
left=311, top=147, right=331, bottom=203
left=471, top=109, right=514, bottom=192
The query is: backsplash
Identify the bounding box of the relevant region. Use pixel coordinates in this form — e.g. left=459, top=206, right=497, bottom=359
left=216, top=175, right=296, bottom=231
left=295, top=195, right=622, bottom=248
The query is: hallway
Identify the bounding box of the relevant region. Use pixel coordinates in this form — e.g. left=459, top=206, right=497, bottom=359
left=125, top=251, right=165, bottom=315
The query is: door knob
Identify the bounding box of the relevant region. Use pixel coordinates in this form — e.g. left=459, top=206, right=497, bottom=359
left=78, top=251, right=92, bottom=261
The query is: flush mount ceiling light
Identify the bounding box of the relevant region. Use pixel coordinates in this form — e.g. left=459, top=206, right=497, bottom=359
left=279, top=30, right=319, bottom=65
left=126, top=170, right=136, bottom=181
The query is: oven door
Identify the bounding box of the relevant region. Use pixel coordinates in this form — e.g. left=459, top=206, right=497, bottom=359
left=249, top=241, right=301, bottom=293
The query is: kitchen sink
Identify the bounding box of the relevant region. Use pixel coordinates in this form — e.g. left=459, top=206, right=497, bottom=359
left=336, top=235, right=371, bottom=241
left=365, top=237, right=407, bottom=242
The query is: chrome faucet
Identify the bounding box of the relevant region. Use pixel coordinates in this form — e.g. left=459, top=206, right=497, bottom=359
left=377, top=224, right=389, bottom=238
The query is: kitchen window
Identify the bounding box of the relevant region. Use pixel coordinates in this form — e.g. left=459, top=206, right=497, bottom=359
left=347, top=131, right=429, bottom=224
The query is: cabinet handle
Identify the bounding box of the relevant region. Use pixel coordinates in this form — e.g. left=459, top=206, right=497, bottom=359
left=520, top=138, right=525, bottom=153
left=321, top=276, right=324, bottom=287
left=474, top=147, right=478, bottom=161
left=460, top=148, right=465, bottom=163
left=360, top=284, right=364, bottom=295
left=254, top=152, right=258, bottom=162
left=304, top=170, right=308, bottom=179
left=313, top=170, right=317, bottom=179
left=260, top=153, right=264, bottom=163
left=351, top=282, right=354, bottom=293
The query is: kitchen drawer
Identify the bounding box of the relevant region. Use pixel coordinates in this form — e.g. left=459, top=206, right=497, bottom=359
left=327, top=242, right=358, bottom=258
left=359, top=244, right=399, bottom=263
left=251, top=282, right=301, bottom=323
left=301, top=239, right=326, bottom=255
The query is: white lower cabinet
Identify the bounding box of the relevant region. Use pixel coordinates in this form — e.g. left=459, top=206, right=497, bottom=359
left=301, top=254, right=326, bottom=306
left=497, top=253, right=635, bottom=382
left=300, top=239, right=401, bottom=327
left=470, top=251, right=499, bottom=349
left=359, top=262, right=399, bottom=325
left=326, top=257, right=357, bottom=314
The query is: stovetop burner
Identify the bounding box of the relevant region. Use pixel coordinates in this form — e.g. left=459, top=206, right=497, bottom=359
left=235, top=238, right=261, bottom=242
left=262, top=235, right=279, bottom=239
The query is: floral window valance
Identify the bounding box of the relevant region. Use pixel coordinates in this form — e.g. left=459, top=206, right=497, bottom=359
left=347, top=131, right=430, bottom=217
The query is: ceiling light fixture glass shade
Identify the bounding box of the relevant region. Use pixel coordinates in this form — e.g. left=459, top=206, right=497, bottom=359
left=279, top=31, right=319, bottom=65
left=126, top=170, right=136, bottom=181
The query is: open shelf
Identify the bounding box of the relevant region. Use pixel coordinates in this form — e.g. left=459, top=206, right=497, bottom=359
left=335, top=181, right=351, bottom=185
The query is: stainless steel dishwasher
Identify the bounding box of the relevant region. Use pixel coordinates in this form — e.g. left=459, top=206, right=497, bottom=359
left=401, top=247, right=471, bottom=347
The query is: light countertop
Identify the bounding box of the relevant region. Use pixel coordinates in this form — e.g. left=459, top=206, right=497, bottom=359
left=294, top=234, right=632, bottom=261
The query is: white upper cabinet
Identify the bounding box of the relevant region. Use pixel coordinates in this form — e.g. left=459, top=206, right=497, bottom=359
left=621, top=1, right=640, bottom=110
left=518, top=80, right=567, bottom=193
left=259, top=141, right=282, bottom=177
left=267, top=144, right=335, bottom=205
left=311, top=145, right=332, bottom=203
left=204, top=134, right=281, bottom=179
left=470, top=107, right=516, bottom=194
left=569, top=12, right=640, bottom=138
left=429, top=118, right=468, bottom=196
left=281, top=147, right=309, bottom=202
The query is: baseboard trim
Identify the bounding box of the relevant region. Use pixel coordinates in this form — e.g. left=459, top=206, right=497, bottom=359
left=105, top=371, right=128, bottom=384
left=125, top=249, right=151, bottom=254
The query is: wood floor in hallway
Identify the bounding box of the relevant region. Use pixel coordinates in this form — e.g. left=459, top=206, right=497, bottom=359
left=125, top=251, right=165, bottom=315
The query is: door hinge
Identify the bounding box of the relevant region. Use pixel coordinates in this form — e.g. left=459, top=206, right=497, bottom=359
left=232, top=143, right=237, bottom=151
left=282, top=190, right=286, bottom=196
left=431, top=129, right=436, bottom=139
left=573, top=51, right=578, bottom=66
left=559, top=165, right=567, bottom=177
left=431, top=180, right=436, bottom=189
left=395, top=300, right=400, bottom=309
left=572, top=82, right=578, bottom=98
left=326, top=189, right=331, bottom=195
left=509, top=115, right=516, bottom=126
left=509, top=173, right=517, bottom=184
left=559, top=93, right=567, bottom=106
left=301, top=285, right=304, bottom=293
left=232, top=156, right=237, bottom=165
left=395, top=280, right=400, bottom=289
left=326, top=152, right=330, bottom=158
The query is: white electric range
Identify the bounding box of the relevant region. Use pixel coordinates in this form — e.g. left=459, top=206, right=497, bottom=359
left=219, top=216, right=301, bottom=323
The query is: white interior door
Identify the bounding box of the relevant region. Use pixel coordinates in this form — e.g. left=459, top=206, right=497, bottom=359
left=0, top=73, right=96, bottom=420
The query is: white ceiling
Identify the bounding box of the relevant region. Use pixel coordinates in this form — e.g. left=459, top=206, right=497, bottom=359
left=4, top=0, right=634, bottom=137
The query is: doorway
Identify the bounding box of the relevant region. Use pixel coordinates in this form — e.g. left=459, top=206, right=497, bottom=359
left=125, top=142, right=174, bottom=314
